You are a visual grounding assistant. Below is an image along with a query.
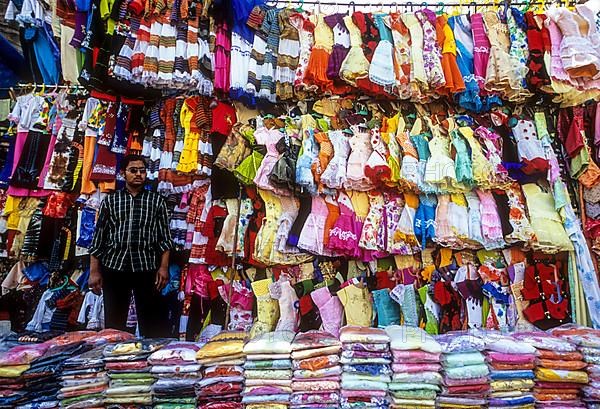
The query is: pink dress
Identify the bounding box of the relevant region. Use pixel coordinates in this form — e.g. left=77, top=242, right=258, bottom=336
left=345, top=126, right=373, bottom=191
left=471, top=13, right=490, bottom=91
left=214, top=21, right=231, bottom=92
left=253, top=126, right=288, bottom=195
left=297, top=195, right=331, bottom=256
left=476, top=189, right=506, bottom=250
left=328, top=191, right=358, bottom=255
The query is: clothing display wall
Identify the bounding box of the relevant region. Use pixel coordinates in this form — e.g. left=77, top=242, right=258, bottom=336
left=2, top=0, right=600, bottom=382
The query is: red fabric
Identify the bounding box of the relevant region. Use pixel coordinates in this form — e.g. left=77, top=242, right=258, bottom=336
left=201, top=204, right=231, bottom=266
left=211, top=102, right=237, bottom=136
left=446, top=384, right=490, bottom=394
left=558, top=107, right=585, bottom=158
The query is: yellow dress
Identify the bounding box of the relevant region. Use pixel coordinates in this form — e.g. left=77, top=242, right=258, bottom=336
left=176, top=100, right=199, bottom=174
left=339, top=15, right=370, bottom=86
left=458, top=126, right=495, bottom=189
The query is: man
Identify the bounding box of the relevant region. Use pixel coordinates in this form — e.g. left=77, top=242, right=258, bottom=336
left=88, top=154, right=173, bottom=337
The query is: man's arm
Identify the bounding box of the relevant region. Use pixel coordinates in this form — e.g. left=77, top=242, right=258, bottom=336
left=88, top=199, right=110, bottom=294
left=155, top=198, right=174, bottom=290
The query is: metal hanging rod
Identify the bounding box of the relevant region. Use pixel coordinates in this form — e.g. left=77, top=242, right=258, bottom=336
left=267, top=0, right=577, bottom=7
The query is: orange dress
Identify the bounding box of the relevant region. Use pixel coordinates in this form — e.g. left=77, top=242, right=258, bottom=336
left=304, top=14, right=334, bottom=91
left=435, top=14, right=465, bottom=95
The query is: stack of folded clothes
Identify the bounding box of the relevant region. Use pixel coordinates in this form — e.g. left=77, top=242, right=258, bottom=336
left=436, top=332, right=489, bottom=409
left=196, top=331, right=246, bottom=409
left=0, top=342, right=51, bottom=407
left=19, top=340, right=92, bottom=408
left=103, top=339, right=168, bottom=407
left=385, top=325, right=442, bottom=409
left=484, top=333, right=537, bottom=409
left=242, top=330, right=295, bottom=409
left=514, top=331, right=586, bottom=409
left=577, top=330, right=600, bottom=409
left=149, top=341, right=204, bottom=409
left=59, top=345, right=109, bottom=409
left=548, top=326, right=598, bottom=409
left=339, top=326, right=391, bottom=409
left=290, top=330, right=342, bottom=408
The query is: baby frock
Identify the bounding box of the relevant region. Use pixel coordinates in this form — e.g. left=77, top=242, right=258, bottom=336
left=505, top=7, right=534, bottom=102
left=359, top=191, right=386, bottom=252
left=388, top=12, right=412, bottom=98
left=345, top=125, right=374, bottom=191
left=459, top=126, right=494, bottom=189
left=295, top=115, right=319, bottom=195
left=320, top=130, right=350, bottom=190
left=416, top=9, right=446, bottom=92
left=297, top=195, right=334, bottom=256
left=328, top=191, right=359, bottom=256
left=312, top=131, right=334, bottom=193
left=382, top=191, right=405, bottom=254
left=547, top=6, right=600, bottom=80
left=339, top=14, right=370, bottom=87
left=424, top=126, right=458, bottom=192
left=253, top=125, right=289, bottom=195
left=521, top=183, right=574, bottom=253
left=447, top=193, right=470, bottom=246
left=450, top=127, right=474, bottom=187
left=276, top=8, right=301, bottom=101
left=402, top=12, right=428, bottom=99
left=369, top=13, right=396, bottom=88
left=289, top=11, right=317, bottom=99
left=475, top=126, right=512, bottom=189
left=253, top=188, right=283, bottom=265
left=464, top=191, right=484, bottom=247
left=397, top=122, right=419, bottom=190
left=435, top=13, right=465, bottom=95
left=470, top=13, right=490, bottom=92
left=395, top=192, right=421, bottom=255
left=434, top=194, right=455, bottom=247
left=304, top=14, right=334, bottom=92
left=449, top=14, right=484, bottom=112
left=364, top=128, right=391, bottom=185
left=476, top=189, right=506, bottom=250
left=382, top=114, right=402, bottom=187
left=483, top=10, right=520, bottom=100
left=324, top=13, right=352, bottom=93
left=511, top=118, right=549, bottom=176
left=354, top=12, right=388, bottom=95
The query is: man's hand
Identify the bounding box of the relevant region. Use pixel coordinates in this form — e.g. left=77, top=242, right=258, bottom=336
left=155, top=266, right=169, bottom=291
left=88, top=268, right=103, bottom=295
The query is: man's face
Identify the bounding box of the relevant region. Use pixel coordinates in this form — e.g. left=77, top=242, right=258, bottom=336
left=123, top=160, right=147, bottom=187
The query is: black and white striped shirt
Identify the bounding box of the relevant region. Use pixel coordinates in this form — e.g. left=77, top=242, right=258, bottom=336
left=89, top=189, right=174, bottom=272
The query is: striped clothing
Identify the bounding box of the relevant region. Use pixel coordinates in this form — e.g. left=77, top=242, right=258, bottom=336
left=90, top=189, right=174, bottom=272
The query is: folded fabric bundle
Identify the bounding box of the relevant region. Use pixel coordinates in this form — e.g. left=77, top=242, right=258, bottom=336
left=196, top=331, right=247, bottom=407
left=517, top=330, right=588, bottom=408
left=384, top=325, right=441, bottom=409
left=437, top=332, right=489, bottom=408
left=103, top=339, right=168, bottom=405
left=242, top=331, right=295, bottom=408
left=57, top=344, right=109, bottom=408
left=149, top=342, right=204, bottom=406
left=340, top=326, right=390, bottom=408
left=9, top=340, right=93, bottom=408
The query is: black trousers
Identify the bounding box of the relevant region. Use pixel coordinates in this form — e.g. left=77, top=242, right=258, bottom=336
left=102, top=266, right=169, bottom=338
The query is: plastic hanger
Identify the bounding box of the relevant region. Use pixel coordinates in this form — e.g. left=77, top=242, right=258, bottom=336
left=435, top=1, right=445, bottom=15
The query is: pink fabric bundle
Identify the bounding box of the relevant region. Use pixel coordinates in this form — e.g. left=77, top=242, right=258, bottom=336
left=392, top=349, right=440, bottom=362
left=486, top=351, right=536, bottom=365
left=392, top=363, right=442, bottom=373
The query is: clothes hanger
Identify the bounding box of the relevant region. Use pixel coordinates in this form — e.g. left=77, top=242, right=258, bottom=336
left=435, top=1, right=446, bottom=15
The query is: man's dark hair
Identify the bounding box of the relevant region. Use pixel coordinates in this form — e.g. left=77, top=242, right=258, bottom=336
left=120, top=154, right=148, bottom=171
